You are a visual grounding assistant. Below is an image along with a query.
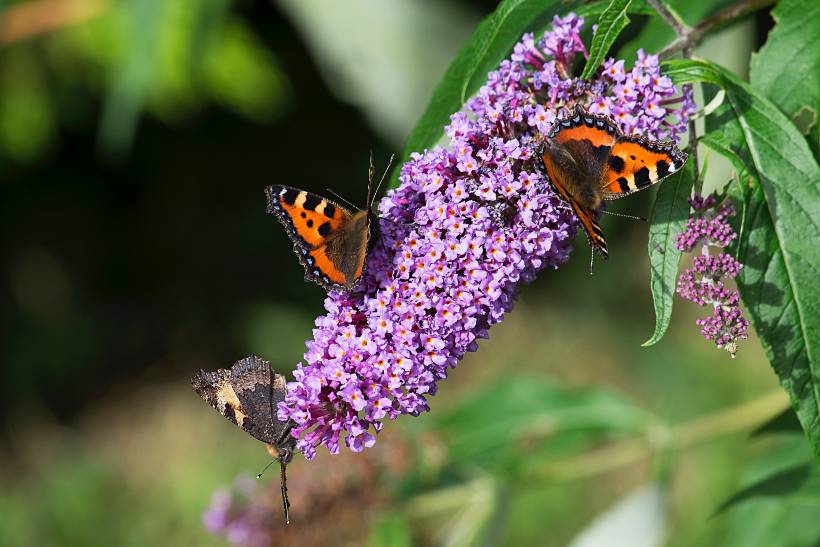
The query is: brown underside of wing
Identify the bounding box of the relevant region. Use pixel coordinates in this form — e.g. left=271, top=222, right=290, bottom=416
left=541, top=144, right=608, bottom=258
left=306, top=211, right=369, bottom=291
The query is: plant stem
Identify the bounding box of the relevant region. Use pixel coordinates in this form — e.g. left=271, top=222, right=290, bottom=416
left=658, top=0, right=777, bottom=60
left=525, top=389, right=790, bottom=482
left=649, top=0, right=709, bottom=180
left=647, top=0, right=689, bottom=37
left=684, top=46, right=700, bottom=188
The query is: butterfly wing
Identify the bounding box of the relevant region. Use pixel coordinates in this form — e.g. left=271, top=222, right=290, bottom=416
left=192, top=355, right=294, bottom=447
left=266, top=185, right=367, bottom=291
left=541, top=108, right=621, bottom=258
left=600, top=136, right=687, bottom=199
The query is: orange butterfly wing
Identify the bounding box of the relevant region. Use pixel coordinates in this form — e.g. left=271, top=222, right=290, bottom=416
left=265, top=185, right=363, bottom=291
left=266, top=185, right=348, bottom=247
left=601, top=137, right=687, bottom=199
left=552, top=118, right=617, bottom=148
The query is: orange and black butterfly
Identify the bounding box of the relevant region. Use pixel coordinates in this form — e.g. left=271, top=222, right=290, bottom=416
left=265, top=155, right=392, bottom=292
left=540, top=105, right=687, bottom=258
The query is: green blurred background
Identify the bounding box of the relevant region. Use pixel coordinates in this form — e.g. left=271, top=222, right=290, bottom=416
left=0, top=1, right=807, bottom=546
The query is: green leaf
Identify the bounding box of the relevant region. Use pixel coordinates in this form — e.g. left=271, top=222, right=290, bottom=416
left=391, top=0, right=561, bottom=188
left=433, top=376, right=654, bottom=470
left=751, top=408, right=803, bottom=437
left=642, top=157, right=694, bottom=346
left=575, top=0, right=654, bottom=17
left=368, top=512, right=413, bottom=547
left=717, top=463, right=820, bottom=513
left=98, top=0, right=166, bottom=157
left=661, top=58, right=723, bottom=87
left=580, top=0, right=633, bottom=80
left=669, top=58, right=820, bottom=460
left=719, top=437, right=820, bottom=547
left=749, top=0, right=820, bottom=128
left=811, top=116, right=820, bottom=161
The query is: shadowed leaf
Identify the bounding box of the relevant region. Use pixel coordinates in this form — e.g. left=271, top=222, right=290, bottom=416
left=716, top=463, right=820, bottom=515
left=751, top=408, right=803, bottom=437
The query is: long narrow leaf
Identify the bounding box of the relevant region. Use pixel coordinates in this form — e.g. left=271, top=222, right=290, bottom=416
left=580, top=0, right=632, bottom=80
left=643, top=159, right=694, bottom=346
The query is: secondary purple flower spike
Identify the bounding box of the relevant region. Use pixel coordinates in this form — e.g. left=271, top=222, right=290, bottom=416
left=676, top=194, right=749, bottom=357
left=203, top=476, right=271, bottom=547
left=279, top=13, right=693, bottom=458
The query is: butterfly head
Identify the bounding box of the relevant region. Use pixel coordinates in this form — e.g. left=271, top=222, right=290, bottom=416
left=266, top=438, right=296, bottom=465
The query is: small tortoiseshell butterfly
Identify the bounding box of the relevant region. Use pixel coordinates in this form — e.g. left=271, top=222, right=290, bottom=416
left=540, top=105, right=687, bottom=258
left=265, top=155, right=392, bottom=292
left=192, top=355, right=296, bottom=523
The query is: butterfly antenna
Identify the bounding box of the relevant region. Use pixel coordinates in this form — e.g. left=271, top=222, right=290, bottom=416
left=601, top=210, right=647, bottom=222
left=365, top=150, right=375, bottom=211
left=370, top=153, right=395, bottom=209
left=256, top=459, right=277, bottom=480
left=325, top=188, right=359, bottom=210
left=589, top=246, right=595, bottom=276
left=279, top=460, right=291, bottom=525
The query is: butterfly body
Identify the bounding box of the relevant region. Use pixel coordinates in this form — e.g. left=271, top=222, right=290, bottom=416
left=192, top=355, right=296, bottom=523
left=265, top=185, right=372, bottom=292
left=540, top=106, right=687, bottom=258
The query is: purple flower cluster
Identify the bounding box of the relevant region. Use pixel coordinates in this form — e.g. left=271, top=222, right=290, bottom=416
left=676, top=194, right=749, bottom=357
left=203, top=475, right=270, bottom=547
left=279, top=13, right=693, bottom=458
left=675, top=194, right=737, bottom=250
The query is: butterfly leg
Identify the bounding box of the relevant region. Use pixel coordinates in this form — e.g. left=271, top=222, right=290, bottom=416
left=600, top=209, right=647, bottom=222
left=279, top=459, right=291, bottom=525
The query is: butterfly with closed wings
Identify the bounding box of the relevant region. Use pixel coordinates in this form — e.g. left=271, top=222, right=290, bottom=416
left=539, top=105, right=687, bottom=260
left=265, top=154, right=393, bottom=292
left=192, top=355, right=296, bottom=524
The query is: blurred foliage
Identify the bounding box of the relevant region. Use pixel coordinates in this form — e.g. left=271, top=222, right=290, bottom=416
left=0, top=0, right=287, bottom=163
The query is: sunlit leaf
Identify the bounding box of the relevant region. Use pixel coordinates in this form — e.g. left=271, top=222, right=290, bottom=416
left=665, top=58, right=820, bottom=461
left=642, top=158, right=694, bottom=346
left=749, top=0, right=819, bottom=129
left=580, top=0, right=633, bottom=80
